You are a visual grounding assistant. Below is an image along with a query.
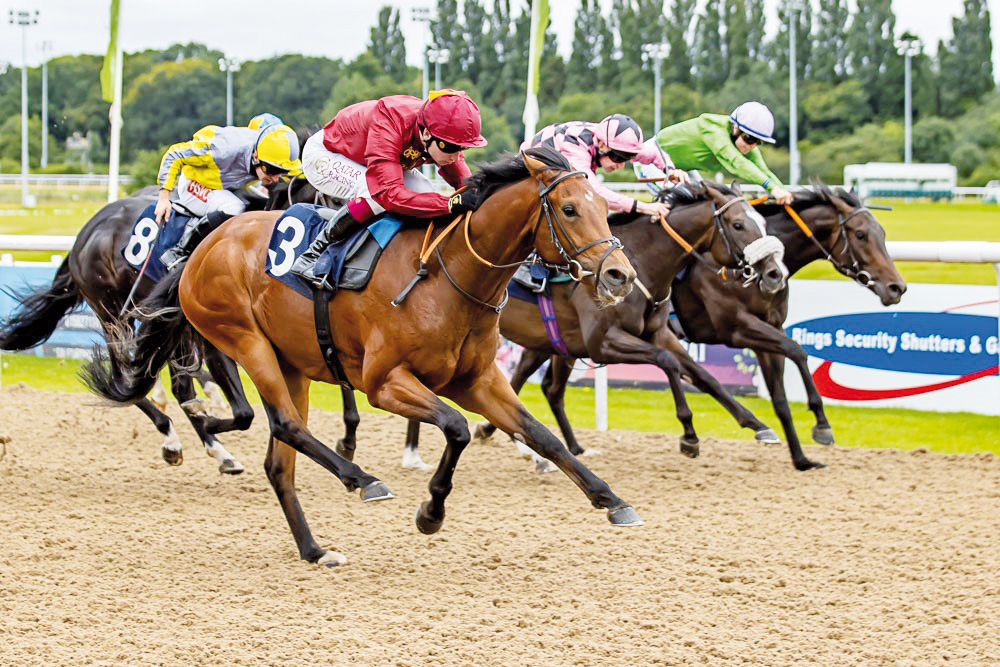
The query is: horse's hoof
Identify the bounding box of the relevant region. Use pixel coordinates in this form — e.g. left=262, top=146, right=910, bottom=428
left=360, top=480, right=395, bottom=502
left=812, top=426, right=836, bottom=446
left=162, top=448, right=183, bottom=466
left=534, top=456, right=557, bottom=474
left=316, top=550, right=348, bottom=568
left=335, top=438, right=355, bottom=461
left=607, top=505, right=644, bottom=527
left=415, top=501, right=444, bottom=534
left=755, top=428, right=781, bottom=444
left=218, top=459, right=244, bottom=475
left=679, top=438, right=700, bottom=458
left=795, top=460, right=828, bottom=472
left=473, top=422, right=494, bottom=441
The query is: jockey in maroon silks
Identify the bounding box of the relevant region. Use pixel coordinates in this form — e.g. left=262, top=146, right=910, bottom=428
left=291, top=89, right=488, bottom=289
left=523, top=114, right=689, bottom=220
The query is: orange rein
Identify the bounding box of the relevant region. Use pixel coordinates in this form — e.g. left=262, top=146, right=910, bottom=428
left=415, top=211, right=500, bottom=269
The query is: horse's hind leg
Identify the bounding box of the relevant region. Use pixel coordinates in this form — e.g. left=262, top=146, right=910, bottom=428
left=200, top=344, right=255, bottom=436
left=135, top=398, right=184, bottom=466
left=785, top=343, right=835, bottom=445
left=169, top=364, right=245, bottom=474
left=264, top=370, right=347, bottom=567
left=336, top=386, right=361, bottom=462
left=540, top=356, right=588, bottom=457
left=192, top=367, right=227, bottom=416
left=454, top=365, right=642, bottom=527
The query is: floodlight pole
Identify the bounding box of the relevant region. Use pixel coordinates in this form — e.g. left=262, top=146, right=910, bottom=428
left=641, top=43, right=670, bottom=135
left=218, top=57, right=241, bottom=126
left=896, top=37, right=920, bottom=164
left=40, top=40, right=50, bottom=167
left=788, top=1, right=801, bottom=186
left=10, top=9, right=38, bottom=208
left=427, top=48, right=450, bottom=90
left=411, top=7, right=433, bottom=177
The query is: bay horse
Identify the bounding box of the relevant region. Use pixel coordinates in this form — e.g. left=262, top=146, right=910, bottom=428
left=393, top=180, right=789, bottom=469
left=82, top=148, right=643, bottom=567
left=0, top=186, right=252, bottom=473
left=479, top=184, right=905, bottom=471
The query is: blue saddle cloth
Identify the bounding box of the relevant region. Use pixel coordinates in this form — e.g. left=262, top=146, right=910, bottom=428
left=265, top=203, right=403, bottom=299
left=120, top=203, right=191, bottom=284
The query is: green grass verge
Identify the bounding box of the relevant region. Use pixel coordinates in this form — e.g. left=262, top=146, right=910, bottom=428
left=3, top=354, right=995, bottom=457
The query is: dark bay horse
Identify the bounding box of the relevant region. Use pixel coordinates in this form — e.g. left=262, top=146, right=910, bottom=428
left=0, top=186, right=253, bottom=473
left=670, top=184, right=905, bottom=467
left=82, top=148, right=643, bottom=567
left=483, top=184, right=905, bottom=471
left=394, top=180, right=789, bottom=469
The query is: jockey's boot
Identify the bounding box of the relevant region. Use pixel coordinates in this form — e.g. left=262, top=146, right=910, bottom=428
left=289, top=206, right=360, bottom=290
left=160, top=210, right=231, bottom=272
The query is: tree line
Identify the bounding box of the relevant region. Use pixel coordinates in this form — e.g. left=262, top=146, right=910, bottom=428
left=0, top=0, right=997, bottom=187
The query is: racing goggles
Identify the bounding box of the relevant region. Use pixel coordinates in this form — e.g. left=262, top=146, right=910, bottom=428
left=259, top=161, right=291, bottom=176
left=739, top=132, right=760, bottom=146
left=431, top=137, right=465, bottom=154
left=604, top=149, right=637, bottom=164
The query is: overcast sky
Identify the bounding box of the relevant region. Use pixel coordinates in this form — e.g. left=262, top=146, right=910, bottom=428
left=2, top=0, right=997, bottom=74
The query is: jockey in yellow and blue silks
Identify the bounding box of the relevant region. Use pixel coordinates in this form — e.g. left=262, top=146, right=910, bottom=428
left=155, top=123, right=302, bottom=271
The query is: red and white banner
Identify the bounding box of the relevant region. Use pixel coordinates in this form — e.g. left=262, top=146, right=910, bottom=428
left=782, top=280, right=999, bottom=415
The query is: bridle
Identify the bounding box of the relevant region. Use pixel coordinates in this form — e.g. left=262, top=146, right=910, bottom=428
left=391, top=168, right=623, bottom=313
left=782, top=203, right=876, bottom=287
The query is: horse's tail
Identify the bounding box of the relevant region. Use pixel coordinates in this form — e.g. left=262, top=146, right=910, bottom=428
left=80, top=268, right=195, bottom=405
left=0, top=255, right=82, bottom=351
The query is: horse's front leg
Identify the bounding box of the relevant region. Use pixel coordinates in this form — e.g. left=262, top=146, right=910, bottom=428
left=591, top=327, right=700, bottom=458
left=336, top=386, right=361, bottom=462
left=367, top=367, right=474, bottom=534
left=653, top=326, right=779, bottom=443
left=756, top=350, right=825, bottom=471
left=454, top=365, right=643, bottom=527
left=781, top=339, right=835, bottom=445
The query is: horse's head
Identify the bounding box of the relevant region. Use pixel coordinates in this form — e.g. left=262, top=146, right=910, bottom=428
left=799, top=185, right=907, bottom=306
left=702, top=181, right=788, bottom=295
left=522, top=149, right=635, bottom=306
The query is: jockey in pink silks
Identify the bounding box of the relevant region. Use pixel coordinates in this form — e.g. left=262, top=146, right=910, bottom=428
left=522, top=113, right=689, bottom=219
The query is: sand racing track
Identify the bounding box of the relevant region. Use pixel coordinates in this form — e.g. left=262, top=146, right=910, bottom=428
left=1, top=385, right=998, bottom=666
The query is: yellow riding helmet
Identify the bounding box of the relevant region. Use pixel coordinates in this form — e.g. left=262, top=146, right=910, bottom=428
left=247, top=113, right=283, bottom=131
left=254, top=124, right=302, bottom=176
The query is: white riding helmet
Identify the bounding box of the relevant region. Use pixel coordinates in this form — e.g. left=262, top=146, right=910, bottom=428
left=729, top=101, right=776, bottom=144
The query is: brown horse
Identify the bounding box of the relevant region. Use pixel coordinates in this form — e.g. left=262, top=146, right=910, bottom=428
left=82, top=148, right=642, bottom=566
left=477, top=184, right=906, bottom=472
left=392, top=180, right=789, bottom=468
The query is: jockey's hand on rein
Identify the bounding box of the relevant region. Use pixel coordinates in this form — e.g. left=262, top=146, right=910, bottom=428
left=448, top=188, right=480, bottom=216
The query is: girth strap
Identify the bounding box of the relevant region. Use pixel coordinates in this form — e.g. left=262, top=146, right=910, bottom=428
left=537, top=292, right=572, bottom=358
left=312, top=288, right=352, bottom=388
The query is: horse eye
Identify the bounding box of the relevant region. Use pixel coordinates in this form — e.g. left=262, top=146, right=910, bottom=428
left=562, top=205, right=577, bottom=216
left=855, top=230, right=867, bottom=241
left=733, top=222, right=744, bottom=231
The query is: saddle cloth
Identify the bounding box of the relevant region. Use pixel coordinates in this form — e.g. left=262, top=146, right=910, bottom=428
left=509, top=261, right=573, bottom=304
left=121, top=203, right=191, bottom=284
left=265, top=203, right=403, bottom=299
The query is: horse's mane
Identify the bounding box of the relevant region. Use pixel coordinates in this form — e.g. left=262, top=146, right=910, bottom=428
left=756, top=180, right=862, bottom=217
left=606, top=180, right=721, bottom=228
left=464, top=146, right=572, bottom=202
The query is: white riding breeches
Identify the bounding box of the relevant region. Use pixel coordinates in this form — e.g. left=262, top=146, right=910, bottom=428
left=302, top=130, right=435, bottom=215
left=175, top=175, right=247, bottom=218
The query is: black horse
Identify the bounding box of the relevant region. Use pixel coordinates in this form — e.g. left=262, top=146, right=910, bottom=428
left=460, top=184, right=906, bottom=471
left=0, top=186, right=254, bottom=472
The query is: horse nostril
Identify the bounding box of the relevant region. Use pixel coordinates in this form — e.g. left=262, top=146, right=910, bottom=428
left=603, top=268, right=627, bottom=288
left=767, top=270, right=782, bottom=283
left=887, top=282, right=905, bottom=296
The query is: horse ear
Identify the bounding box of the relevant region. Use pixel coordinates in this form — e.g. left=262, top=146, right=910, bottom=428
left=731, top=181, right=743, bottom=195
left=521, top=151, right=548, bottom=180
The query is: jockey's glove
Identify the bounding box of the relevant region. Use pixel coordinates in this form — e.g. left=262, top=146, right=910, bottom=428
left=448, top=188, right=481, bottom=216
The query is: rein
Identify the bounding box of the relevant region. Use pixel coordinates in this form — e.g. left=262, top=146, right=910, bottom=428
left=391, top=169, right=621, bottom=311
left=783, top=204, right=874, bottom=286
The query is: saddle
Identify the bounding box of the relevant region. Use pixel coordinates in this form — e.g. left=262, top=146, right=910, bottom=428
left=509, top=255, right=573, bottom=304
left=266, top=203, right=403, bottom=300
left=121, top=203, right=193, bottom=284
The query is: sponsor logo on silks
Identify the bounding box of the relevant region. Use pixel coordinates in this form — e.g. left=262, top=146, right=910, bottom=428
left=786, top=311, right=999, bottom=401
